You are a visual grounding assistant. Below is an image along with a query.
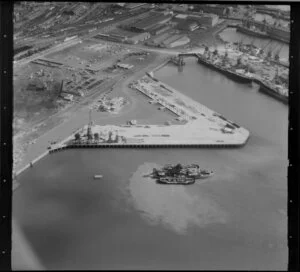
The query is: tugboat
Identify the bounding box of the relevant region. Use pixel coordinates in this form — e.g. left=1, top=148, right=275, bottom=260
left=151, top=163, right=214, bottom=185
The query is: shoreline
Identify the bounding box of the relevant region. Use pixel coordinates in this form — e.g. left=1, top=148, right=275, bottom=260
left=13, top=55, right=250, bottom=184
left=13, top=53, right=168, bottom=177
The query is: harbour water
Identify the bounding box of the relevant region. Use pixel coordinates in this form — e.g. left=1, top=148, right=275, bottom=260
left=219, top=27, right=289, bottom=61
left=13, top=59, right=288, bottom=270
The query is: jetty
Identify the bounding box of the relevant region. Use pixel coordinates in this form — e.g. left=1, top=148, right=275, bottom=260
left=49, top=73, right=250, bottom=152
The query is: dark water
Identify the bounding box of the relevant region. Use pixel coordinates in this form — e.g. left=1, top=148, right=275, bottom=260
left=13, top=59, right=288, bottom=270
left=219, top=27, right=289, bottom=61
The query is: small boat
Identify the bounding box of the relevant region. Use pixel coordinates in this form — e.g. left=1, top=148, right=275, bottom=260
left=157, top=176, right=196, bottom=185
left=94, top=175, right=103, bottom=179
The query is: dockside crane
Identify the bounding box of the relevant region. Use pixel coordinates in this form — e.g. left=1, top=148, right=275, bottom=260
left=87, top=109, right=93, bottom=141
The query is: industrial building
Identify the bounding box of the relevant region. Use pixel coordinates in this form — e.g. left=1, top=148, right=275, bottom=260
left=149, top=24, right=171, bottom=36
left=177, top=20, right=199, bottom=31
left=148, top=32, right=171, bottom=46
left=94, top=33, right=127, bottom=43
left=61, top=93, right=74, bottom=101
left=124, top=3, right=147, bottom=10
left=130, top=12, right=173, bottom=32
left=196, top=4, right=229, bottom=16
left=127, top=32, right=151, bottom=44
left=116, top=63, right=134, bottom=69
left=171, top=4, right=189, bottom=13
left=174, top=14, right=188, bottom=20
left=189, top=13, right=219, bottom=27
left=168, top=35, right=190, bottom=48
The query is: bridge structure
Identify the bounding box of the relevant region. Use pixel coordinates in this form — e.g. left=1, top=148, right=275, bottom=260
left=174, top=53, right=202, bottom=68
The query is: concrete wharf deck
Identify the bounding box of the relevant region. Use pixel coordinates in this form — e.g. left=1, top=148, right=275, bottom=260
left=48, top=72, right=250, bottom=152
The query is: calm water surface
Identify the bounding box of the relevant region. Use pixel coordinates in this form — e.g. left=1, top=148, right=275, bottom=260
left=13, top=59, right=288, bottom=270
left=219, top=27, right=289, bottom=61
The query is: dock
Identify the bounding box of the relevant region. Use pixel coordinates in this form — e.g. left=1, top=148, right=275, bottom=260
left=48, top=73, right=250, bottom=152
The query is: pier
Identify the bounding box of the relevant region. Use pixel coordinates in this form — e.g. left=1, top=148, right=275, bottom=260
left=48, top=71, right=250, bottom=153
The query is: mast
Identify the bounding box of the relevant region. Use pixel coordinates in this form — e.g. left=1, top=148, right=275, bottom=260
left=87, top=109, right=93, bottom=140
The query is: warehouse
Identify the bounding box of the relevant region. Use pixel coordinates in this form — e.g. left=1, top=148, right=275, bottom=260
left=94, top=33, right=127, bottom=43
left=171, top=4, right=189, bottom=12
left=162, top=34, right=182, bottom=47
left=189, top=13, right=219, bottom=27
left=149, top=24, right=171, bottom=36
left=196, top=4, right=228, bottom=16
left=131, top=13, right=172, bottom=32
left=177, top=20, right=199, bottom=31
left=152, top=32, right=171, bottom=45
left=168, top=35, right=190, bottom=48
left=125, top=3, right=147, bottom=10
left=127, top=32, right=151, bottom=44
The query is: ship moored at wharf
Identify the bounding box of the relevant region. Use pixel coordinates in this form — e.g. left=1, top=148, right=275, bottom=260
left=253, top=78, right=288, bottom=104
left=239, top=19, right=290, bottom=44
left=178, top=48, right=288, bottom=105
left=236, top=25, right=269, bottom=39
left=195, top=54, right=254, bottom=84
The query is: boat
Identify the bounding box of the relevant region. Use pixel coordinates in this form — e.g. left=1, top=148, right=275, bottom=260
left=257, top=80, right=288, bottom=104
left=196, top=55, right=253, bottom=84
left=151, top=163, right=214, bottom=185
left=94, top=175, right=103, bottom=179
left=236, top=25, right=269, bottom=39
left=157, top=176, right=196, bottom=185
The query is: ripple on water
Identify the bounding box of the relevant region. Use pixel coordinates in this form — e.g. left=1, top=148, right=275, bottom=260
left=127, top=162, right=229, bottom=234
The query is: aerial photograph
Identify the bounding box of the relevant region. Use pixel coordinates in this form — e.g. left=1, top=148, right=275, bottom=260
left=12, top=2, right=289, bottom=270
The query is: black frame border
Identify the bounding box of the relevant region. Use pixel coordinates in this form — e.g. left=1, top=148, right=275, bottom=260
left=0, top=1, right=299, bottom=271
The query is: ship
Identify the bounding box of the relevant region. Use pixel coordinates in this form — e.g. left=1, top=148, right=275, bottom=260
left=196, top=54, right=253, bottom=84
left=257, top=79, right=288, bottom=104
left=151, top=163, right=214, bottom=185
left=236, top=25, right=269, bottom=39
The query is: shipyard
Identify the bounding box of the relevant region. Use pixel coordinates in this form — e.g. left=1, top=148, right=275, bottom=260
left=12, top=3, right=289, bottom=271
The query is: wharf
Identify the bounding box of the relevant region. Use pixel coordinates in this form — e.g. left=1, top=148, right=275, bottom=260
left=49, top=73, right=250, bottom=152
left=178, top=52, right=288, bottom=104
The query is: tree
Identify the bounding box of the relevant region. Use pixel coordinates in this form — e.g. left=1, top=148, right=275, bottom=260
left=274, top=53, right=280, bottom=62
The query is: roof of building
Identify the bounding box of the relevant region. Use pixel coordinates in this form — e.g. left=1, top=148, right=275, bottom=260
left=125, top=3, right=146, bottom=9
left=134, top=14, right=172, bottom=30
left=175, top=14, right=188, bottom=19
left=148, top=24, right=170, bottom=32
